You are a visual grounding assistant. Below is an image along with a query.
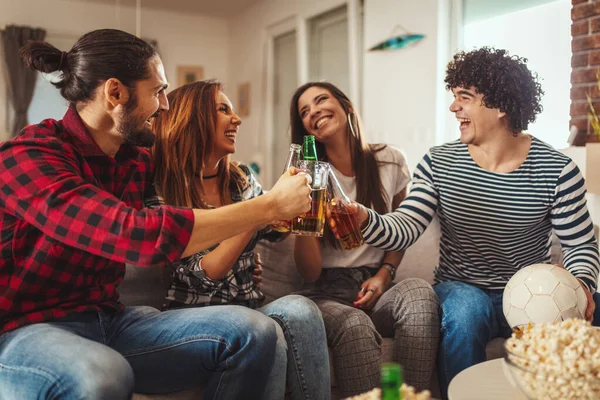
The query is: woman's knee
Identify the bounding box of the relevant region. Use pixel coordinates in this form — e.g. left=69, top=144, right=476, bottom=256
left=329, top=309, right=381, bottom=348
left=390, top=278, right=439, bottom=309
left=263, top=295, right=322, bottom=321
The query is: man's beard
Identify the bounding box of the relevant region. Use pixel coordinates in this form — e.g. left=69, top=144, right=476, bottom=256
left=118, top=94, right=157, bottom=148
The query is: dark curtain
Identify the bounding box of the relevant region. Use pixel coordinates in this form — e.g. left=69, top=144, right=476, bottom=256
left=2, top=25, right=46, bottom=136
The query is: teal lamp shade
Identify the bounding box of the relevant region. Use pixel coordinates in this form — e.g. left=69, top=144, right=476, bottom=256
left=368, top=25, right=425, bottom=52
left=369, top=33, right=425, bottom=51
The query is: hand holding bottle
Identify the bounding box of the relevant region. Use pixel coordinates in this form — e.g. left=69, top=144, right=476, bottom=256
left=326, top=167, right=365, bottom=250
left=327, top=201, right=369, bottom=239
left=270, top=143, right=302, bottom=232
left=267, top=167, right=312, bottom=221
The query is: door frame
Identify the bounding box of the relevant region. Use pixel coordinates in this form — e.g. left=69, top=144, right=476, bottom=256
left=263, top=0, right=362, bottom=187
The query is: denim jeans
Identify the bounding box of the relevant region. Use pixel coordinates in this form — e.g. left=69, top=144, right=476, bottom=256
left=435, top=281, right=600, bottom=400
left=259, top=295, right=331, bottom=400
left=0, top=305, right=280, bottom=400
left=434, top=281, right=516, bottom=399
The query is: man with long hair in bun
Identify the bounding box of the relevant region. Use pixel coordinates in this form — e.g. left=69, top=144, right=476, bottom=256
left=349, top=47, right=600, bottom=398
left=0, top=29, right=312, bottom=399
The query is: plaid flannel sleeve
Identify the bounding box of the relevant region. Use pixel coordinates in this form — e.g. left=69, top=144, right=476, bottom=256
left=0, top=136, right=195, bottom=267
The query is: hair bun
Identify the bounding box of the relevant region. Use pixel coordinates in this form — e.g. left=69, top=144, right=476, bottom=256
left=58, top=51, right=68, bottom=70
left=20, top=41, right=65, bottom=73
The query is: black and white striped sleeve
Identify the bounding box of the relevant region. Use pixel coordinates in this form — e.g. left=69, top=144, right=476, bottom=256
left=551, top=161, right=600, bottom=292
left=362, top=152, right=439, bottom=252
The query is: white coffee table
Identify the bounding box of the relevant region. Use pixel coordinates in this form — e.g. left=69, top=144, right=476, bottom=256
left=447, top=358, right=527, bottom=400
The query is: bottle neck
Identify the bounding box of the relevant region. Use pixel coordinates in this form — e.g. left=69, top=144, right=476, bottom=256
left=303, top=136, right=318, bottom=160
left=329, top=167, right=350, bottom=202
left=284, top=148, right=302, bottom=172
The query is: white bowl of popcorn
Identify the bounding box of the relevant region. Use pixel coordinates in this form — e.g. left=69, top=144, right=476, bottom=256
left=503, top=319, right=600, bottom=399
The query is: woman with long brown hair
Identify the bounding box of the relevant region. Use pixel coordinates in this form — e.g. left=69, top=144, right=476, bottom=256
left=291, top=82, right=440, bottom=397
left=150, top=79, right=330, bottom=400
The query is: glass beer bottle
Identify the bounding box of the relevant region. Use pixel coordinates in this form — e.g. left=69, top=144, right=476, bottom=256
left=303, top=135, right=318, bottom=161
left=327, top=167, right=365, bottom=250
left=381, top=362, right=403, bottom=400
left=291, top=136, right=328, bottom=236
left=270, top=144, right=302, bottom=233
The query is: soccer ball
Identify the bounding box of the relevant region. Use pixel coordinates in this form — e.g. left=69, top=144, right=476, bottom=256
left=502, top=264, right=588, bottom=328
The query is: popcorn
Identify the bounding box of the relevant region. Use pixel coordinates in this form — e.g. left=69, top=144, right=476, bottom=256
left=344, top=383, right=431, bottom=400
left=505, top=319, right=600, bottom=399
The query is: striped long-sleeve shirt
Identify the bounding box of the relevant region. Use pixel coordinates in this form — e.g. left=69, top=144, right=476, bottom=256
left=362, top=138, right=600, bottom=292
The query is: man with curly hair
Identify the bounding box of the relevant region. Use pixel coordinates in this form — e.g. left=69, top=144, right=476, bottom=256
left=348, top=47, right=600, bottom=398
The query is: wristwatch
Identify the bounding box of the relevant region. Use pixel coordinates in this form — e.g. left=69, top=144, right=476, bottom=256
left=380, top=263, right=397, bottom=280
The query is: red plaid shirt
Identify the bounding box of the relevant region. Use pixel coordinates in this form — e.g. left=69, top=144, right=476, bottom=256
left=0, top=106, right=194, bottom=333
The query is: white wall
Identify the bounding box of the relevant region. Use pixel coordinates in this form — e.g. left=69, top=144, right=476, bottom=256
left=363, top=0, right=443, bottom=171
left=227, top=0, right=447, bottom=183
left=0, top=0, right=229, bottom=140
left=463, top=0, right=572, bottom=150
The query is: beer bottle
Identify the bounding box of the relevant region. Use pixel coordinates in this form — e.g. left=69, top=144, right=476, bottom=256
left=328, top=168, right=365, bottom=250
left=270, top=144, right=302, bottom=233
left=302, top=135, right=318, bottom=160
left=283, top=143, right=302, bottom=172
left=381, top=362, right=403, bottom=400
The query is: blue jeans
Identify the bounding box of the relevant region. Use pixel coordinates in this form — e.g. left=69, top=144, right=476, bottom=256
left=259, top=295, right=331, bottom=400
left=434, top=282, right=518, bottom=399
left=435, top=281, right=600, bottom=400
left=0, top=305, right=279, bottom=400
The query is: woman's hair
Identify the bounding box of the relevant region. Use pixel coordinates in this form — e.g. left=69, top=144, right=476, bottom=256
left=444, top=47, right=544, bottom=132
left=20, top=29, right=158, bottom=106
left=290, top=81, right=391, bottom=248
left=151, top=79, right=246, bottom=208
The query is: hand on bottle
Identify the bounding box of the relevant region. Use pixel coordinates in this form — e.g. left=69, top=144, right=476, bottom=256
left=354, top=202, right=369, bottom=228
left=327, top=201, right=367, bottom=239
left=268, top=167, right=312, bottom=220
left=353, top=272, right=392, bottom=310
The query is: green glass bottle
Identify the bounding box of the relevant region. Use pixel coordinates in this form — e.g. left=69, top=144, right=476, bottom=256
left=302, top=135, right=318, bottom=161
left=381, top=362, right=403, bottom=400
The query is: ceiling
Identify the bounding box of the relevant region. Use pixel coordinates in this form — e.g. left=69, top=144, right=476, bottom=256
left=71, top=0, right=262, bottom=18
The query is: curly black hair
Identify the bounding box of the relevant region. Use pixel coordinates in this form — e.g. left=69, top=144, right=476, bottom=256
left=444, top=47, right=544, bottom=132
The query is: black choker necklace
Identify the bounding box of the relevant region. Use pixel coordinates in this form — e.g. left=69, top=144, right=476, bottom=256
left=201, top=173, right=218, bottom=179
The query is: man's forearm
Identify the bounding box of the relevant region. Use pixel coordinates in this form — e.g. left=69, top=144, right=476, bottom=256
left=182, top=195, right=275, bottom=258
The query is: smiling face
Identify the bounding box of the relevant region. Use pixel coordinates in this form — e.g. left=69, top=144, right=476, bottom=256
left=117, top=56, right=169, bottom=147
left=297, top=86, right=348, bottom=144
left=449, top=86, right=506, bottom=145
left=212, top=91, right=241, bottom=159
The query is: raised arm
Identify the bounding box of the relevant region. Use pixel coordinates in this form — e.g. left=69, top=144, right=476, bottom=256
left=1, top=138, right=310, bottom=266
left=551, top=161, right=600, bottom=293
left=357, top=153, right=439, bottom=252
left=177, top=165, right=274, bottom=279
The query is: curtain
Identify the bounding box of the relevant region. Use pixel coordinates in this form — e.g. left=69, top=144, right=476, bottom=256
left=2, top=25, right=46, bottom=136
